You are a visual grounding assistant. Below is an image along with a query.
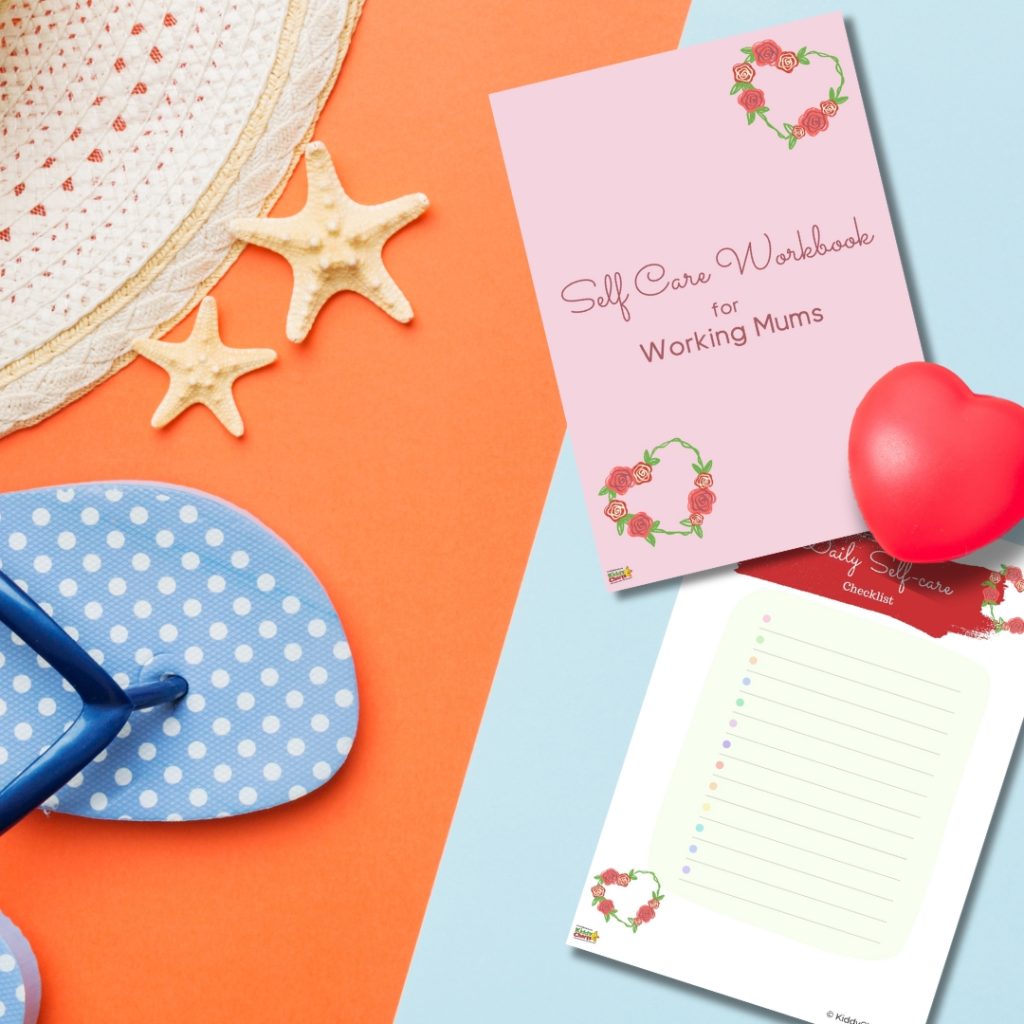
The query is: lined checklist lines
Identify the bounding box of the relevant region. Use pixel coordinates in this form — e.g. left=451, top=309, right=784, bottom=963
left=661, top=589, right=989, bottom=958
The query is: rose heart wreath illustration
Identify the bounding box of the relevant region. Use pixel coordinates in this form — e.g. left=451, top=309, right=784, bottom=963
left=731, top=38, right=849, bottom=149
left=591, top=867, right=664, bottom=934
left=599, top=437, right=715, bottom=545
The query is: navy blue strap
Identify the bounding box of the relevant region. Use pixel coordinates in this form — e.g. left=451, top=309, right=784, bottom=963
left=0, top=569, right=186, bottom=834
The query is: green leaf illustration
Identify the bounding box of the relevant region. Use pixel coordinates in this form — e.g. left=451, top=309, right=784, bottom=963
left=730, top=83, right=742, bottom=96
left=645, top=533, right=657, bottom=547
left=736, top=81, right=754, bottom=91
left=783, top=122, right=794, bottom=133
left=828, top=85, right=836, bottom=100
left=649, top=457, right=660, bottom=465
left=705, top=460, right=713, bottom=471
left=691, top=463, right=701, bottom=473
left=797, top=46, right=807, bottom=59
left=746, top=111, right=755, bottom=126
left=788, top=136, right=797, bottom=150
left=837, top=95, right=849, bottom=104
left=643, top=449, right=651, bottom=463
left=652, top=520, right=661, bottom=530
left=740, top=46, right=753, bottom=55
left=616, top=519, right=626, bottom=536
left=693, top=525, right=704, bottom=539
left=744, top=54, right=755, bottom=63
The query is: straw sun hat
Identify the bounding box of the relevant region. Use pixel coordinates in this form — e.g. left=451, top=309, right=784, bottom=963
left=0, top=0, right=363, bottom=436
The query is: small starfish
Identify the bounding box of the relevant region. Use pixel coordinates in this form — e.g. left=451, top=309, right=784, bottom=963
left=230, top=141, right=429, bottom=342
left=132, top=297, right=277, bottom=437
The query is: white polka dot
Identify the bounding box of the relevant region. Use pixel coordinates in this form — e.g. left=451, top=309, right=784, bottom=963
left=12, top=675, right=30, bottom=694
left=166, top=813, right=183, bottom=822
left=57, top=530, right=77, bottom=550
left=205, top=528, right=224, bottom=547
left=33, top=554, right=52, bottom=573
left=107, top=530, right=125, bottom=549
left=311, top=714, right=329, bottom=733
left=335, top=689, right=354, bottom=708
left=132, top=552, right=151, bottom=571
left=139, top=790, right=158, bottom=808
left=133, top=600, right=152, bottom=619
left=233, top=596, right=252, bottom=616
left=90, top=792, right=108, bottom=811
left=213, top=764, right=232, bottom=783
left=134, top=647, right=154, bottom=666
left=13, top=722, right=31, bottom=741
left=0, top=955, right=14, bottom=973
left=189, top=788, right=208, bottom=807
left=183, top=598, right=202, bottom=617
left=38, top=697, right=56, bottom=716
left=117, top=721, right=132, bottom=739
left=235, top=644, right=253, bottom=664
left=155, top=577, right=175, bottom=597
left=310, top=666, right=328, bottom=685
left=113, top=672, right=130, bottom=687
left=84, top=601, right=103, bottom=620
left=287, top=738, right=306, bottom=756
left=184, top=645, right=204, bottom=665
left=110, top=624, right=128, bottom=643
left=212, top=717, right=231, bottom=736
left=262, top=715, right=280, bottom=734
left=162, top=718, right=182, bottom=737
left=179, top=505, right=199, bottom=524
left=260, top=667, right=279, bottom=686
left=57, top=488, right=75, bottom=502
left=59, top=578, right=78, bottom=597
left=105, top=488, right=123, bottom=502
left=108, top=576, right=127, bottom=596
left=285, top=690, right=304, bottom=709
left=284, top=643, right=302, bottom=662
left=236, top=691, right=255, bottom=711
left=7, top=532, right=26, bottom=551
left=83, top=553, right=102, bottom=572
left=307, top=618, right=327, bottom=638
left=156, top=529, right=174, bottom=548
left=238, top=786, right=257, bottom=805
left=207, top=574, right=226, bottom=593
left=81, top=507, right=99, bottom=525
left=211, top=669, right=230, bottom=688
left=312, top=761, right=332, bottom=781
left=67, top=772, right=84, bottom=788
left=262, top=762, right=282, bottom=782
left=288, top=785, right=307, bottom=801
left=159, top=623, right=178, bottom=643
left=188, top=741, right=207, bottom=760
left=333, top=641, right=352, bottom=660
left=181, top=551, right=200, bottom=570
left=237, top=739, right=256, bottom=758
left=282, top=595, right=301, bottom=614
left=0, top=748, right=9, bottom=765
left=258, top=620, right=277, bottom=639
left=337, top=736, right=353, bottom=756
left=186, top=693, right=206, bottom=713
left=164, top=765, right=183, bottom=784
left=115, top=767, right=133, bottom=786
left=209, top=621, right=228, bottom=640
left=257, top=573, right=275, bottom=592
left=129, top=506, right=149, bottom=525
left=231, top=550, right=250, bottom=569
left=138, top=742, right=157, bottom=761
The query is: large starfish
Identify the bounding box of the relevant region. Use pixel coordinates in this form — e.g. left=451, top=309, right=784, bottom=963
left=132, top=297, right=277, bottom=437
left=230, top=141, right=429, bottom=342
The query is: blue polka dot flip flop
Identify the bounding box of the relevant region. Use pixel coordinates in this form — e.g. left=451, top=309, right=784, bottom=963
left=0, top=913, right=40, bottom=1024
left=0, top=483, right=358, bottom=828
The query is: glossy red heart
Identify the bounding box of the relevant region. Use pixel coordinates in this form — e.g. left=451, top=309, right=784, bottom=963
left=849, top=362, right=1024, bottom=562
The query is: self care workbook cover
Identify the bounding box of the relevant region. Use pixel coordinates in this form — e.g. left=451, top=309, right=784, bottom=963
left=492, top=12, right=922, bottom=589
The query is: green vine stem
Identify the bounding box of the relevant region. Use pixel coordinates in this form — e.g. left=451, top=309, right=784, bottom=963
left=807, top=50, right=846, bottom=97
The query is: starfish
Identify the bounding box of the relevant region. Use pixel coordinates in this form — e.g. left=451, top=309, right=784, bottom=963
left=132, top=297, right=277, bottom=437
left=230, top=141, right=429, bottom=342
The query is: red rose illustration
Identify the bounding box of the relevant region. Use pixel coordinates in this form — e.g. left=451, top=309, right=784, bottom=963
left=798, top=106, right=829, bottom=136
left=732, top=62, right=755, bottom=83
left=689, top=513, right=704, bottom=527
left=627, top=513, right=654, bottom=539
left=738, top=88, right=766, bottom=114
left=604, top=500, right=628, bottom=522
left=751, top=39, right=781, bottom=66
left=990, top=571, right=1004, bottom=583
left=617, top=873, right=631, bottom=887
left=695, top=472, right=714, bottom=489
left=648, top=899, right=661, bottom=909
left=777, top=51, right=798, bottom=73
left=600, top=868, right=619, bottom=885
left=1008, top=617, right=1024, bottom=635
left=636, top=904, right=656, bottom=923
left=591, top=884, right=606, bottom=899
left=688, top=488, right=716, bottom=517
left=1007, top=567, right=1024, bottom=592
left=632, top=462, right=653, bottom=485
left=981, top=586, right=996, bottom=605
left=597, top=899, right=615, bottom=916
left=821, top=98, right=839, bottom=117
left=791, top=125, right=807, bottom=139
left=605, top=466, right=633, bottom=494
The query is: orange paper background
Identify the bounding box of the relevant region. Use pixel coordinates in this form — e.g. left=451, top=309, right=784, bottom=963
left=0, top=2, right=687, bottom=1020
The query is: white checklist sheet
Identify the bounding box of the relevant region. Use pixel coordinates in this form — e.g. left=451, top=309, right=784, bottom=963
left=569, top=541, right=1024, bottom=1024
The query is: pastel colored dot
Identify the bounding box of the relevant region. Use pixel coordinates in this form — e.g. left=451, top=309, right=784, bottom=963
left=729, top=719, right=737, bottom=728
left=742, top=677, right=751, bottom=685
left=762, top=614, right=771, bottom=622
left=756, top=636, right=764, bottom=644
left=736, top=698, right=744, bottom=707
left=702, top=802, right=711, bottom=811
left=722, top=740, right=731, bottom=748
left=715, top=761, right=724, bottom=769
left=748, top=656, right=757, bottom=664
left=689, top=845, right=697, bottom=853
left=695, top=824, right=704, bottom=832
left=709, top=782, right=718, bottom=790
left=683, top=866, right=691, bottom=874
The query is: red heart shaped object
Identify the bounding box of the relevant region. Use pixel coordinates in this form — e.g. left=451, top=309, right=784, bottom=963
left=849, top=362, right=1024, bottom=562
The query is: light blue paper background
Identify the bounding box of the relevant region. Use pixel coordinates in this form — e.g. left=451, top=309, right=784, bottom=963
left=398, top=3, right=1024, bottom=1020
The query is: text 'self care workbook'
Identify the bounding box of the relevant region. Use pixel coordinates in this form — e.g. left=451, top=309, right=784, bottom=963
left=569, top=536, right=1024, bottom=1024
left=492, top=13, right=922, bottom=589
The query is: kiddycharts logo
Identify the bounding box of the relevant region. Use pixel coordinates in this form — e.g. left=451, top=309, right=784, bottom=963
left=827, top=1012, right=870, bottom=1024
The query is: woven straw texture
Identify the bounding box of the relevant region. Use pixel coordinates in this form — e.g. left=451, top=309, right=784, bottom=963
left=0, top=0, right=361, bottom=436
